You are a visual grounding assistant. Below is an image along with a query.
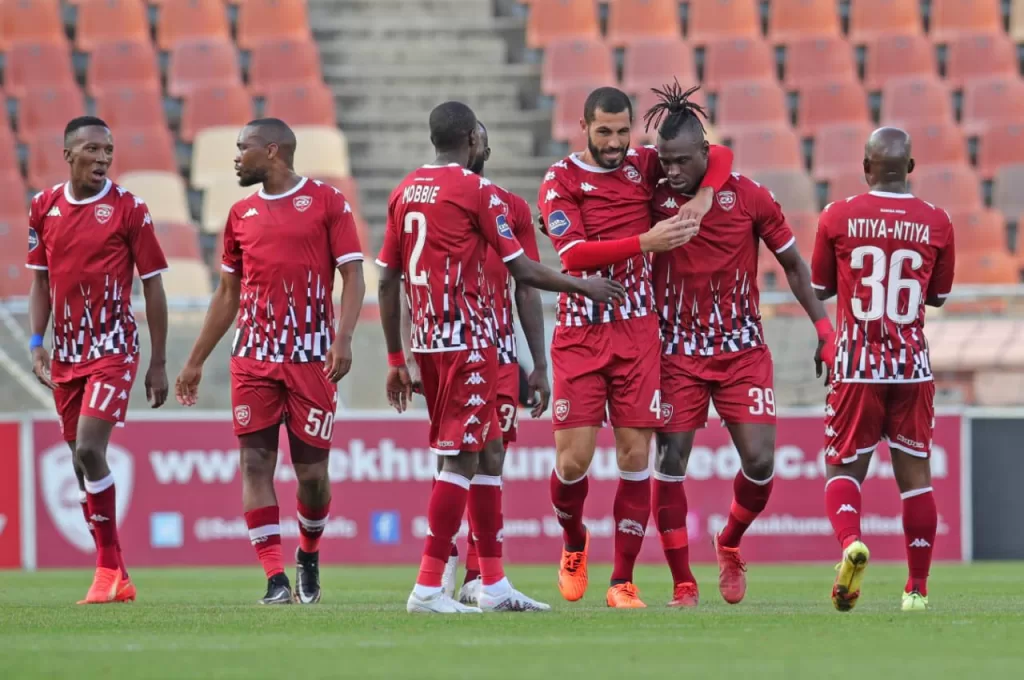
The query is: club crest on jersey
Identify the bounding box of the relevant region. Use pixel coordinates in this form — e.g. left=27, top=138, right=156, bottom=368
left=495, top=214, right=514, bottom=240
left=293, top=195, right=312, bottom=212
left=94, top=204, right=114, bottom=224
left=28, top=227, right=39, bottom=252
left=234, top=405, right=251, bottom=427
left=660, top=403, right=674, bottom=424
left=547, top=210, right=571, bottom=237
left=623, top=166, right=642, bottom=184
left=554, top=399, right=570, bottom=422
left=717, top=191, right=736, bottom=211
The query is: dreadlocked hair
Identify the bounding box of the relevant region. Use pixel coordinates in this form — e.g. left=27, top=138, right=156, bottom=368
left=642, top=80, right=708, bottom=140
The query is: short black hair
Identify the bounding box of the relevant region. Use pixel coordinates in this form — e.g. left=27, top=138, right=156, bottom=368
left=583, top=87, right=633, bottom=124
left=64, top=116, right=109, bottom=146
left=429, top=101, right=477, bottom=152
left=245, top=118, right=296, bottom=146
left=643, top=80, right=708, bottom=141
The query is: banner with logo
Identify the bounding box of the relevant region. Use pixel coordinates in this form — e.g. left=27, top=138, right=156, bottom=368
left=31, top=414, right=964, bottom=568
left=0, top=421, right=21, bottom=568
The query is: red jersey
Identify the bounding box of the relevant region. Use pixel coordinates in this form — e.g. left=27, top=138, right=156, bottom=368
left=221, top=178, right=364, bottom=364
left=652, top=174, right=795, bottom=357
left=376, top=164, right=525, bottom=353
left=26, top=179, right=168, bottom=364
left=537, top=146, right=662, bottom=327
left=811, top=190, right=956, bottom=383
left=483, top=187, right=540, bottom=365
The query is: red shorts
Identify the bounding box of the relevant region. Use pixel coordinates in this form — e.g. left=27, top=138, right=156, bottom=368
left=230, top=357, right=338, bottom=450
left=51, top=355, right=139, bottom=442
left=824, top=380, right=935, bottom=465
left=496, top=362, right=520, bottom=443
left=660, top=347, right=775, bottom=433
left=416, top=347, right=499, bottom=455
left=551, top=314, right=662, bottom=430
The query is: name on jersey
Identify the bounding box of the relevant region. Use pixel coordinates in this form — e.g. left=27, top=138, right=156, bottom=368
left=403, top=184, right=440, bottom=204
left=847, top=218, right=930, bottom=244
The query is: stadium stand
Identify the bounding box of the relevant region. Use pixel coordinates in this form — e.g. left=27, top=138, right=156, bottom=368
left=783, top=36, right=857, bottom=90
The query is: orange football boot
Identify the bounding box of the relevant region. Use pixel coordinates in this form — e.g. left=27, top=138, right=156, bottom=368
left=557, top=529, right=590, bottom=602
left=606, top=582, right=646, bottom=608
left=115, top=577, right=137, bottom=602
left=668, top=582, right=699, bottom=608
left=77, top=567, right=123, bottom=604
left=713, top=532, right=748, bottom=604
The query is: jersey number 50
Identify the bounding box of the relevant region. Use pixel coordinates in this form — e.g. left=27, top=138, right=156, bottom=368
left=404, top=212, right=428, bottom=286
left=850, top=246, right=923, bottom=324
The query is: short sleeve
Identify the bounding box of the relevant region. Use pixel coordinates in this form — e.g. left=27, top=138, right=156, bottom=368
left=126, top=199, right=169, bottom=279
left=702, top=144, right=734, bottom=191
left=221, top=209, right=243, bottom=276
left=538, top=165, right=586, bottom=262
left=475, top=186, right=524, bottom=263
left=928, top=212, right=955, bottom=299
left=375, top=193, right=401, bottom=270
left=326, top=189, right=364, bottom=267
left=810, top=205, right=838, bottom=292
left=510, top=195, right=540, bottom=262
left=26, top=193, right=47, bottom=270
left=632, top=146, right=664, bottom=185
left=750, top=183, right=796, bottom=254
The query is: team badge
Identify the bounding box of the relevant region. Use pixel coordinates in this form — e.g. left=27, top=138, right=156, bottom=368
left=94, top=204, right=114, bottom=224
left=660, top=403, right=674, bottom=424
left=624, top=166, right=642, bottom=184
left=28, top=227, right=38, bottom=252
left=496, top=214, right=514, bottom=239
left=717, top=191, right=736, bottom=211
left=293, top=195, right=312, bottom=212
left=234, top=405, right=251, bottom=427
left=554, top=399, right=570, bottom=422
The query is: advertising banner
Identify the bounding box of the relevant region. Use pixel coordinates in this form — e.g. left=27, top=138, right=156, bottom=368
left=31, top=414, right=963, bottom=568
left=0, top=421, right=21, bottom=568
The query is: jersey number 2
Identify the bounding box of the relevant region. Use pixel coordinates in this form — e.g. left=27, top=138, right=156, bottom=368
left=404, top=212, right=428, bottom=286
left=850, top=246, right=923, bottom=324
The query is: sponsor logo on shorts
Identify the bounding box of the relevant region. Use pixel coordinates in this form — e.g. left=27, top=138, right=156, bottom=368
left=717, top=191, right=736, bottom=211
left=234, top=405, right=251, bottom=427
left=28, top=227, right=38, bottom=252
left=293, top=195, right=312, bottom=212
left=437, top=440, right=455, bottom=448
left=897, top=435, right=924, bottom=449
left=660, top=403, right=674, bottom=424
left=554, top=399, right=570, bottom=422
left=617, top=518, right=645, bottom=537
left=546, top=210, right=571, bottom=237
left=495, top=214, right=514, bottom=240
left=94, top=204, right=114, bottom=224
left=623, top=166, right=642, bottom=184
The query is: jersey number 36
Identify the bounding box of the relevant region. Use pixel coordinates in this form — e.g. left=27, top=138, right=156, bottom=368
left=850, top=246, right=923, bottom=325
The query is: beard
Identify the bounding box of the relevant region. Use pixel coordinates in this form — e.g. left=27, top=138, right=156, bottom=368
left=237, top=170, right=266, bottom=187
left=587, top=137, right=625, bottom=170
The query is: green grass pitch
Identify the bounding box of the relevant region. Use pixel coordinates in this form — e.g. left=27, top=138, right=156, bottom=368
left=2, top=563, right=1022, bottom=679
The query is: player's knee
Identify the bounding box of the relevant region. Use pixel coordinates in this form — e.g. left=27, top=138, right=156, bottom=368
left=741, top=450, right=774, bottom=481
left=655, top=432, right=691, bottom=477
left=478, top=439, right=505, bottom=477
left=294, top=460, right=329, bottom=487
left=240, top=448, right=276, bottom=481
left=74, top=444, right=104, bottom=470
left=440, top=449, right=479, bottom=480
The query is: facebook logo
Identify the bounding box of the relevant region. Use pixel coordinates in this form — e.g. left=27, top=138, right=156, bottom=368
left=370, top=511, right=400, bottom=545
left=150, top=512, right=184, bottom=548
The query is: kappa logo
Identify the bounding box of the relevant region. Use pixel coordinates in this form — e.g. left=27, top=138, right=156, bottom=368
left=660, top=402, right=674, bottom=424
left=242, top=208, right=259, bottom=219
left=544, top=171, right=556, bottom=181
left=28, top=227, right=39, bottom=252
left=488, top=193, right=506, bottom=209
left=343, top=201, right=352, bottom=213
left=836, top=504, right=858, bottom=514
left=462, top=433, right=478, bottom=445
left=479, top=177, right=492, bottom=188
left=717, top=191, right=736, bottom=211
left=46, top=206, right=62, bottom=218
left=825, top=404, right=836, bottom=417
left=293, top=195, right=312, bottom=212
left=661, top=197, right=679, bottom=210
left=580, top=183, right=597, bottom=192
left=554, top=398, right=570, bottom=422
left=234, top=405, right=251, bottom=427
left=464, top=415, right=481, bottom=426
left=617, top=519, right=645, bottom=537
left=552, top=506, right=572, bottom=520
left=544, top=189, right=560, bottom=203
left=94, top=204, right=114, bottom=224
left=465, top=394, right=486, bottom=407
left=465, top=372, right=486, bottom=385
left=825, top=425, right=837, bottom=437
left=909, top=538, right=931, bottom=548
left=467, top=351, right=484, bottom=363
left=623, top=166, right=642, bottom=184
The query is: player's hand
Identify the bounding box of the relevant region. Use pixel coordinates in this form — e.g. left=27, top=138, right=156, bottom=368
left=405, top=355, right=423, bottom=394
left=31, top=347, right=56, bottom=390
left=677, top=186, right=714, bottom=224
left=145, top=361, right=168, bottom=408
left=175, top=362, right=203, bottom=407
left=578, top=277, right=626, bottom=303
left=818, top=338, right=837, bottom=385
left=325, top=337, right=353, bottom=383
left=641, top=215, right=701, bottom=253
left=527, top=367, right=551, bottom=418
left=386, top=365, right=414, bottom=413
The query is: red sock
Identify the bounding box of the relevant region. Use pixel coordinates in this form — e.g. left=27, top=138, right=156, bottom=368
left=902, top=487, right=937, bottom=596
left=84, top=475, right=119, bottom=571
left=718, top=471, right=773, bottom=549
left=434, top=475, right=459, bottom=560
left=244, top=505, right=284, bottom=578
left=550, top=470, right=588, bottom=549
left=468, top=475, right=504, bottom=586
left=79, top=494, right=99, bottom=550
left=825, top=476, right=862, bottom=549
left=297, top=498, right=330, bottom=554
left=464, top=515, right=480, bottom=583
left=417, top=472, right=470, bottom=588
left=611, top=470, right=650, bottom=583
left=653, top=473, right=694, bottom=585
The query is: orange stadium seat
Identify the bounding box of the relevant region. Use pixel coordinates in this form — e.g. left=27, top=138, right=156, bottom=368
left=929, top=0, right=1002, bottom=43
left=156, top=0, right=231, bottom=50
left=811, top=122, right=873, bottom=180
left=633, top=86, right=711, bottom=144
left=180, top=85, right=254, bottom=143
left=263, top=83, right=337, bottom=127
left=783, top=36, right=857, bottom=90
left=944, top=33, right=1018, bottom=91
left=315, top=176, right=362, bottom=219
left=796, top=80, right=869, bottom=137
left=729, top=126, right=804, bottom=172
left=95, top=85, right=168, bottom=131
left=948, top=209, right=1008, bottom=255
left=961, top=77, right=1024, bottom=136
left=992, top=164, right=1024, bottom=220
left=0, top=248, right=35, bottom=296
left=236, top=0, right=311, bottom=50
left=551, top=87, right=590, bottom=148
left=26, top=131, right=69, bottom=189
left=606, top=0, right=681, bottom=46
left=954, top=252, right=1020, bottom=284
left=526, top=0, right=599, bottom=49
left=686, top=0, right=759, bottom=43
left=75, top=0, right=150, bottom=52
left=976, top=124, right=1024, bottom=180
left=621, top=38, right=696, bottom=94
left=247, top=39, right=323, bottom=96
left=848, top=0, right=922, bottom=42
left=0, top=168, right=27, bottom=218
left=862, top=34, right=937, bottom=91
left=108, top=127, right=179, bottom=177
left=910, top=164, right=983, bottom=210
left=785, top=210, right=819, bottom=252
left=541, top=39, right=615, bottom=95
left=714, top=81, right=789, bottom=135
left=1014, top=0, right=1024, bottom=41
left=880, top=76, right=953, bottom=125
left=767, top=0, right=841, bottom=43
left=153, top=222, right=201, bottom=260
left=17, top=85, right=86, bottom=143
left=3, top=42, right=75, bottom=99
left=167, top=38, right=242, bottom=98
left=826, top=170, right=869, bottom=202
left=900, top=121, right=967, bottom=167
left=86, top=40, right=161, bottom=97
left=748, top=169, right=818, bottom=213
left=701, top=38, right=775, bottom=91
left=2, top=0, right=65, bottom=46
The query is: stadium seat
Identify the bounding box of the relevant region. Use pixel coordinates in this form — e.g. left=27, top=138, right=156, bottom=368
left=0, top=169, right=28, bottom=219
left=947, top=209, right=1008, bottom=255
left=75, top=0, right=149, bottom=52
left=701, top=38, right=775, bottom=91
left=862, top=34, right=937, bottom=91
left=153, top=223, right=201, bottom=260
left=686, top=0, right=760, bottom=43
left=633, top=86, right=711, bottom=144
left=954, top=252, right=1019, bottom=284
left=961, top=77, right=1024, bottom=136
left=767, top=0, right=841, bottom=43
left=156, top=0, right=231, bottom=50
left=910, top=164, right=983, bottom=210
left=1013, top=0, right=1024, bottom=41
left=551, top=87, right=590, bottom=148
left=811, top=122, right=873, bottom=180
left=880, top=76, right=953, bottom=124
left=167, top=38, right=242, bottom=98
left=94, top=85, right=168, bottom=131
left=992, top=164, right=1024, bottom=221
left=748, top=169, right=818, bottom=213
left=263, top=83, right=337, bottom=127
left=621, top=38, right=696, bottom=94
left=294, top=126, right=351, bottom=178
left=0, top=250, right=34, bottom=296
left=975, top=124, right=1024, bottom=180
left=190, top=126, right=240, bottom=189
left=541, top=39, right=615, bottom=96
left=796, top=80, right=870, bottom=137
left=526, top=0, right=600, bottom=49
left=943, top=33, right=1018, bottom=91
left=847, top=0, right=922, bottom=41
left=2, top=0, right=65, bottom=46
left=899, top=121, right=967, bottom=167
left=247, top=39, right=323, bottom=96
left=86, top=40, right=161, bottom=97
left=729, top=126, right=804, bottom=172
left=236, top=0, right=311, bottom=50
left=928, top=0, right=1002, bottom=43
left=714, top=81, right=789, bottom=135
left=116, top=171, right=192, bottom=224
left=108, top=127, right=178, bottom=177
left=163, top=258, right=212, bottom=296
left=606, top=0, right=681, bottom=46
left=785, top=210, right=819, bottom=253
left=3, top=42, right=75, bottom=100
left=180, top=85, right=254, bottom=143
left=26, top=131, right=70, bottom=189
left=17, top=85, right=86, bottom=143
left=782, top=36, right=857, bottom=90
left=201, top=176, right=257, bottom=232
left=314, top=175, right=362, bottom=220
left=826, top=170, right=869, bottom=202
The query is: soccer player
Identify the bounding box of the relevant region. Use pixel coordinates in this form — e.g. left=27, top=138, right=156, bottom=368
left=811, top=127, right=954, bottom=613
left=27, top=116, right=170, bottom=604
left=642, top=83, right=833, bottom=607
left=538, top=86, right=735, bottom=608
left=175, top=118, right=365, bottom=605
left=378, top=101, right=626, bottom=614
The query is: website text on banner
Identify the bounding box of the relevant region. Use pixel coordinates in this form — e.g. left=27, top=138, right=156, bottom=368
left=0, top=421, right=22, bottom=568
left=31, top=416, right=963, bottom=568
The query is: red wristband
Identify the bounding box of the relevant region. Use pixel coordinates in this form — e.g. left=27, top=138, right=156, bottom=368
left=814, top=318, right=835, bottom=341
left=387, top=351, right=406, bottom=368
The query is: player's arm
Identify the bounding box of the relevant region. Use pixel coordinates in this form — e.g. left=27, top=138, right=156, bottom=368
left=26, top=197, right=55, bottom=389
left=125, top=202, right=171, bottom=407
left=511, top=202, right=549, bottom=416
left=810, top=206, right=838, bottom=301
left=675, top=143, right=734, bottom=223
left=926, top=213, right=956, bottom=308
left=376, top=203, right=414, bottom=412
left=325, top=192, right=366, bottom=383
